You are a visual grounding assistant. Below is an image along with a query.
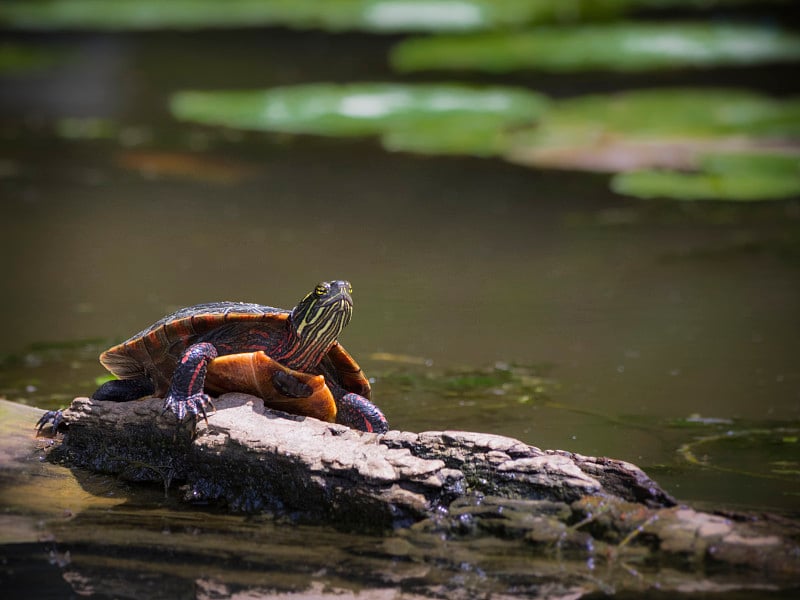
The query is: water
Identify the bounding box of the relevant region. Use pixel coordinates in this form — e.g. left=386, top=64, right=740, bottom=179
left=1, top=28, right=800, bottom=598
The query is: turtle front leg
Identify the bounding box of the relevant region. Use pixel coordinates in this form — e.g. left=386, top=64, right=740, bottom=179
left=163, top=342, right=218, bottom=424
left=336, top=393, right=389, bottom=434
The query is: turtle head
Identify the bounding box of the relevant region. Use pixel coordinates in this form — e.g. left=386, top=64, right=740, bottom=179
left=287, top=280, right=353, bottom=369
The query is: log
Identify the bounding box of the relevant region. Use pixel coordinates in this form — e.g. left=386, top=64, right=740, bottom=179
left=42, top=394, right=800, bottom=584
left=47, top=394, right=672, bottom=519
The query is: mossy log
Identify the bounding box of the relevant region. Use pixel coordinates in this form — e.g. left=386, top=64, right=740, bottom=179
left=43, top=394, right=800, bottom=582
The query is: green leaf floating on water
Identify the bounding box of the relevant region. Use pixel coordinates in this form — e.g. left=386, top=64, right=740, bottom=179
left=506, top=88, right=800, bottom=172
left=381, top=116, right=516, bottom=156
left=171, top=83, right=550, bottom=155
left=533, top=88, right=800, bottom=138
left=0, top=0, right=632, bottom=32
left=612, top=153, right=800, bottom=201
left=392, top=22, right=800, bottom=72
left=505, top=88, right=800, bottom=200
left=172, top=84, right=799, bottom=198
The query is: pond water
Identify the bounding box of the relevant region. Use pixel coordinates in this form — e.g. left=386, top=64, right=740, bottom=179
left=1, top=27, right=799, bottom=598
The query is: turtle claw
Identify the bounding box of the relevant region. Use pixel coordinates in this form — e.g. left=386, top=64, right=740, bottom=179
left=162, top=392, right=214, bottom=425
left=35, top=409, right=65, bottom=436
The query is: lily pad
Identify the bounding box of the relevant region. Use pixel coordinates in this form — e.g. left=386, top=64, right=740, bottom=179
left=381, top=112, right=526, bottom=155
left=506, top=89, right=800, bottom=172
left=171, top=83, right=549, bottom=155
left=0, top=0, right=630, bottom=32
left=515, top=88, right=800, bottom=138
left=391, top=22, right=800, bottom=73
left=612, top=152, right=800, bottom=201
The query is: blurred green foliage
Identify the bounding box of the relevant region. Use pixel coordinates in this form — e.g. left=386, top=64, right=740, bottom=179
left=517, top=88, right=800, bottom=138
left=0, top=0, right=631, bottom=32
left=393, top=23, right=800, bottom=73
left=3, top=0, right=799, bottom=201
left=172, top=83, right=550, bottom=155
left=1, top=1, right=792, bottom=32
left=0, top=0, right=701, bottom=32
left=612, top=153, right=800, bottom=201
left=171, top=84, right=800, bottom=199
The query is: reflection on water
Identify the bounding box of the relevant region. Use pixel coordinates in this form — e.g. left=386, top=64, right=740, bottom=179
left=1, top=27, right=799, bottom=600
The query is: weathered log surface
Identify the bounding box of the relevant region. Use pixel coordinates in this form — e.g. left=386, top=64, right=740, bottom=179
left=44, top=394, right=800, bottom=583
left=49, top=394, right=672, bottom=519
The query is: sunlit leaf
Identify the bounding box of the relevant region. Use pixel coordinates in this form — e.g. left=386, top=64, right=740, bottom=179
left=171, top=83, right=549, bottom=155
left=515, top=88, right=800, bottom=138
left=611, top=153, right=800, bottom=201
left=382, top=113, right=523, bottom=155
left=0, top=0, right=631, bottom=33
left=506, top=89, right=800, bottom=171
left=700, top=152, right=800, bottom=176
left=392, top=22, right=800, bottom=73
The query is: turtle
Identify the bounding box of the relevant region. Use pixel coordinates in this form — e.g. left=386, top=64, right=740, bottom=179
left=37, top=280, right=388, bottom=434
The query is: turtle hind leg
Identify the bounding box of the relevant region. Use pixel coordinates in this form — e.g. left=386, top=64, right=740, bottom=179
left=336, top=393, right=389, bottom=434
left=39, top=378, right=150, bottom=435
left=272, top=370, right=313, bottom=398
left=39, top=378, right=155, bottom=437
left=92, top=377, right=155, bottom=401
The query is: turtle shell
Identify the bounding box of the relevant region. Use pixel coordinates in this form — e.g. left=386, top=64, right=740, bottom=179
left=99, top=301, right=370, bottom=400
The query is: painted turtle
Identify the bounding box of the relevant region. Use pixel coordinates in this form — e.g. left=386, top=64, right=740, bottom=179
left=38, top=280, right=387, bottom=434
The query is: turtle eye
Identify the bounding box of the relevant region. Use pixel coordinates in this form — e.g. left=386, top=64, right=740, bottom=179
left=314, top=284, right=328, bottom=297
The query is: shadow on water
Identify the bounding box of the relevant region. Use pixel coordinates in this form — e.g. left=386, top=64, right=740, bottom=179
left=1, top=18, right=800, bottom=600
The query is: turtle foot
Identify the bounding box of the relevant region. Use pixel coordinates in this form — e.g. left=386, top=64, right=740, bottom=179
left=162, top=342, right=218, bottom=429
left=272, top=370, right=313, bottom=398
left=162, top=392, right=215, bottom=425
left=35, top=409, right=65, bottom=436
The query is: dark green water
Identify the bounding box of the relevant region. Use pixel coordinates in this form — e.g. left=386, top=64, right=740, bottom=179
left=1, top=27, right=799, bottom=598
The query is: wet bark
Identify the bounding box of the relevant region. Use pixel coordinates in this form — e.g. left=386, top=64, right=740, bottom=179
left=43, top=394, right=800, bottom=584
